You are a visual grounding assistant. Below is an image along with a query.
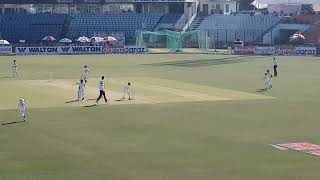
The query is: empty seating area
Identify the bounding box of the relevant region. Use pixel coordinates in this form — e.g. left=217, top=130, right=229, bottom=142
left=196, top=14, right=282, bottom=44
left=0, top=13, right=183, bottom=44
left=0, top=14, right=67, bottom=43
left=66, top=13, right=164, bottom=42
left=156, top=13, right=183, bottom=30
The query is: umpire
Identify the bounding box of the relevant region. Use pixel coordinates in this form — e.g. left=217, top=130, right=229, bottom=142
left=96, top=76, right=108, bottom=104
left=273, top=57, right=278, bottom=77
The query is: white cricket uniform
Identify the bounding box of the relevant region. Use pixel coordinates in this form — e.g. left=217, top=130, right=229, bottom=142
left=122, top=85, right=131, bottom=98
left=12, top=62, right=18, bottom=77
left=264, top=75, right=270, bottom=89
left=78, top=82, right=86, bottom=100
left=18, top=101, right=26, bottom=117
left=83, top=67, right=89, bottom=80
left=273, top=59, right=278, bottom=66
left=266, top=72, right=273, bottom=89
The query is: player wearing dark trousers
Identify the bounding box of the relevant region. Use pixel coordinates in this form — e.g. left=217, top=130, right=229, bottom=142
left=96, top=90, right=107, bottom=103
left=273, top=65, right=278, bottom=77
left=273, top=57, right=278, bottom=77
left=96, top=76, right=108, bottom=104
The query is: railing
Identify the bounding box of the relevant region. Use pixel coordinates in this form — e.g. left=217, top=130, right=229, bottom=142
left=175, top=14, right=186, bottom=31
left=182, top=13, right=197, bottom=32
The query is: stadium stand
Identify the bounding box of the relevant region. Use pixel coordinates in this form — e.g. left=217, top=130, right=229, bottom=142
left=154, top=13, right=183, bottom=30
left=193, top=14, right=282, bottom=45
left=0, top=14, right=67, bottom=43
left=262, top=23, right=310, bottom=44
left=304, top=23, right=320, bottom=44
left=0, top=16, right=2, bottom=38
left=0, top=13, right=181, bottom=44
left=66, top=13, right=163, bottom=43
left=291, top=15, right=320, bottom=44
left=289, top=15, right=320, bottom=24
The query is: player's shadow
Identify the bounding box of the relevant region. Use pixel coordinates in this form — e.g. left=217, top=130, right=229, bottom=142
left=115, top=99, right=133, bottom=101
left=1, top=76, right=13, bottom=79
left=66, top=98, right=97, bottom=104
left=65, top=99, right=78, bottom=104
left=256, top=88, right=267, bottom=92
left=84, top=104, right=97, bottom=108
left=1, top=120, right=25, bottom=126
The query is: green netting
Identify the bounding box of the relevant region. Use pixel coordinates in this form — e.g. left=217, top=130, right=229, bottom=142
left=136, top=29, right=209, bottom=52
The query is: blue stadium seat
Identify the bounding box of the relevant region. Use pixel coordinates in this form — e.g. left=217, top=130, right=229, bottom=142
left=0, top=13, right=182, bottom=44
left=197, top=14, right=282, bottom=43
left=66, top=13, right=164, bottom=42
left=0, top=14, right=67, bottom=43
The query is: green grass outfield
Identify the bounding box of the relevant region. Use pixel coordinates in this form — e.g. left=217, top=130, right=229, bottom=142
left=0, top=54, right=320, bottom=180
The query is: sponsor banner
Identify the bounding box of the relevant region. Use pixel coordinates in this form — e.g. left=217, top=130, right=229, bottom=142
left=0, top=46, right=12, bottom=55
left=254, top=46, right=275, bottom=55
left=274, top=47, right=295, bottom=56
left=15, top=46, right=103, bottom=55
left=105, top=46, right=147, bottom=54
left=234, top=46, right=254, bottom=55
left=317, top=48, right=320, bottom=56
left=295, top=47, right=317, bottom=56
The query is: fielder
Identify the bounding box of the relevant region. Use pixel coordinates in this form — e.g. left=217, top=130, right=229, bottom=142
left=264, top=73, right=269, bottom=90
left=265, top=70, right=273, bottom=90
left=78, top=79, right=86, bottom=101
left=82, top=65, right=90, bottom=83
left=17, top=98, right=26, bottom=121
left=12, top=60, right=18, bottom=78
left=122, top=82, right=132, bottom=100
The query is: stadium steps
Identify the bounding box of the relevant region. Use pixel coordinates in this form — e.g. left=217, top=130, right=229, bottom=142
left=153, top=15, right=164, bottom=31
left=61, top=15, right=72, bottom=39
left=153, top=14, right=183, bottom=31
left=255, top=17, right=288, bottom=45
left=188, top=16, right=205, bottom=31
left=255, top=23, right=280, bottom=45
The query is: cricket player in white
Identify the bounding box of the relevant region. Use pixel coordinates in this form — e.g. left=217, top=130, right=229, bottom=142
left=12, top=60, right=18, bottom=78
left=82, top=65, right=90, bottom=83
left=264, top=73, right=270, bottom=90
left=17, top=98, right=26, bottom=121
left=265, top=70, right=273, bottom=90
left=78, top=79, right=86, bottom=101
left=122, top=82, right=132, bottom=100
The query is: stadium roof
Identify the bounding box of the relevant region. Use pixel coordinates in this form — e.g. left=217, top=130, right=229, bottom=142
left=252, top=0, right=320, bottom=4
left=252, top=0, right=320, bottom=10
left=0, top=0, right=196, bottom=4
